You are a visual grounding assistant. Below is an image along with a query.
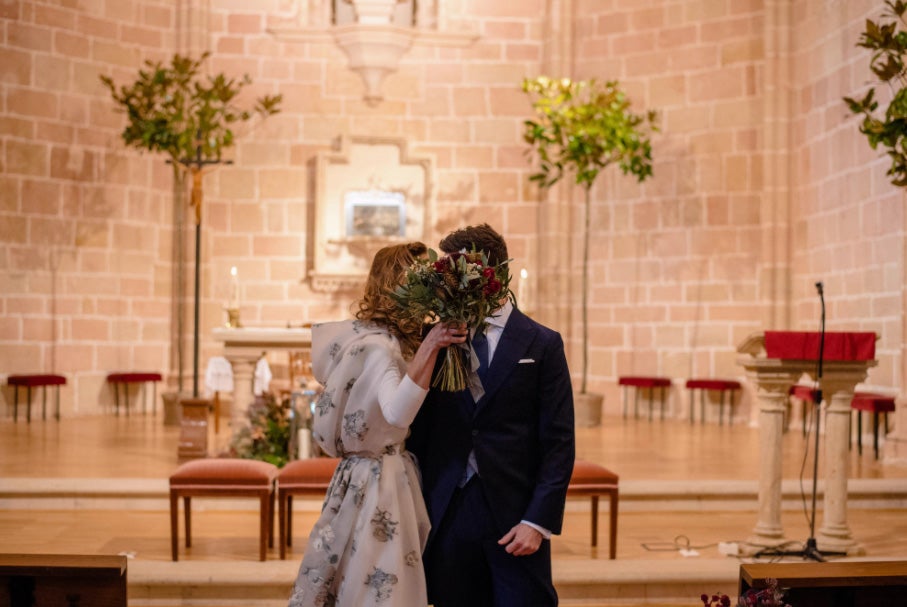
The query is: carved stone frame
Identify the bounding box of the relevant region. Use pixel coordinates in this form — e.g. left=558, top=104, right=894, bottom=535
left=308, top=135, right=434, bottom=292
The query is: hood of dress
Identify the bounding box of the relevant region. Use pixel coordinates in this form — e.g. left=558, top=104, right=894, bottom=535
left=310, top=319, right=390, bottom=384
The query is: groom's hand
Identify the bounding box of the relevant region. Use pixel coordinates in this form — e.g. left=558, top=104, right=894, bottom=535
left=498, top=523, right=542, bottom=556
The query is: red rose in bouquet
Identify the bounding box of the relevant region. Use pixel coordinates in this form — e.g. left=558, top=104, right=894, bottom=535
left=391, top=248, right=512, bottom=391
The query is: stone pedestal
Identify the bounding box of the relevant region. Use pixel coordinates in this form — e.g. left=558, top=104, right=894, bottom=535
left=737, top=332, right=876, bottom=554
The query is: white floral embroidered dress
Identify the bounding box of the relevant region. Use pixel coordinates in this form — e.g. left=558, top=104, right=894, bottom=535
left=288, top=320, right=430, bottom=607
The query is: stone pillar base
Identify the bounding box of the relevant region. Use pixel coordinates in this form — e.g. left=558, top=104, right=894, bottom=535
left=883, top=433, right=907, bottom=464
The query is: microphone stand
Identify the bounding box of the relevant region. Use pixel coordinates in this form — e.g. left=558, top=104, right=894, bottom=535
left=755, top=281, right=844, bottom=562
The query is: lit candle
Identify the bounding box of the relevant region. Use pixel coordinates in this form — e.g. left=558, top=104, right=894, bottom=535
left=298, top=428, right=312, bottom=460
left=518, top=268, right=529, bottom=311
left=229, top=266, right=239, bottom=309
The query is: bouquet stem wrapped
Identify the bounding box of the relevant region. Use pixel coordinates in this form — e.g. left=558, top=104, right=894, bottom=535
left=392, top=248, right=512, bottom=392
left=435, top=343, right=469, bottom=391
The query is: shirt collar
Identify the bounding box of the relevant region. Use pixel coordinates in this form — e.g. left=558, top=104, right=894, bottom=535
left=485, top=299, right=513, bottom=330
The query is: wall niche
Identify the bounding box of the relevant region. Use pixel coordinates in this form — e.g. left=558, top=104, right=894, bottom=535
left=308, top=135, right=434, bottom=292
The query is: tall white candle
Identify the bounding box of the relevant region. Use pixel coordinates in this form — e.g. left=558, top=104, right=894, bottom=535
left=518, top=268, right=529, bottom=311
left=229, top=266, right=239, bottom=309
left=297, top=428, right=312, bottom=460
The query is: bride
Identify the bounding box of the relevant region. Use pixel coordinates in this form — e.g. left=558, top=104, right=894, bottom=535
left=288, top=242, right=466, bottom=607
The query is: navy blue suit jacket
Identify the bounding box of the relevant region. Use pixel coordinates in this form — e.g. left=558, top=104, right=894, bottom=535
left=409, top=308, right=575, bottom=543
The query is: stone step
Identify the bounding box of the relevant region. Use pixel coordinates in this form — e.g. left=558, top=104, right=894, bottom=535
left=3, top=477, right=906, bottom=512
left=125, top=558, right=741, bottom=607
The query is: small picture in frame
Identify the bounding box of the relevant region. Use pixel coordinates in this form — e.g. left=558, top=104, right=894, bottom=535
left=344, top=190, right=406, bottom=238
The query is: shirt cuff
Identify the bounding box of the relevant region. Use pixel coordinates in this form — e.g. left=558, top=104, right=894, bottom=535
left=520, top=520, right=552, bottom=540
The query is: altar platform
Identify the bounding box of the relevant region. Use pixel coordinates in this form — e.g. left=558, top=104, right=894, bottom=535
left=1, top=413, right=906, bottom=606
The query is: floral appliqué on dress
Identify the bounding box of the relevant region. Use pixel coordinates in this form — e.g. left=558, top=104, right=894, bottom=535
left=365, top=567, right=398, bottom=603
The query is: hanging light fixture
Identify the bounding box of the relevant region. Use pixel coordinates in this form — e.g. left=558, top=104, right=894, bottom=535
left=270, top=0, right=477, bottom=106
left=333, top=0, right=413, bottom=106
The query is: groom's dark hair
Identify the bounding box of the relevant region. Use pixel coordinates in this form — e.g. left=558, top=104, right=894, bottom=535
left=439, top=223, right=509, bottom=266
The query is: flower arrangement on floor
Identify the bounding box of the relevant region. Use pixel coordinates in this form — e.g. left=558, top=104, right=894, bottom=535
left=391, top=248, right=512, bottom=391
left=701, top=578, right=790, bottom=607
left=229, top=392, right=292, bottom=467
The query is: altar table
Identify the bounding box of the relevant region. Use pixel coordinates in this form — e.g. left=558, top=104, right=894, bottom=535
left=212, top=327, right=312, bottom=426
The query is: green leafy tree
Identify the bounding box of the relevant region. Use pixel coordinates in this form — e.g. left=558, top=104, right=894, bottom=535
left=522, top=76, right=656, bottom=395
left=100, top=52, right=281, bottom=169
left=843, top=0, right=907, bottom=186
left=100, top=53, right=282, bottom=395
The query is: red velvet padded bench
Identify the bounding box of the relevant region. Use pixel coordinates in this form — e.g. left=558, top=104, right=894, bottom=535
left=788, top=384, right=818, bottom=435
left=685, top=379, right=742, bottom=425
left=7, top=374, right=66, bottom=423
left=567, top=460, right=619, bottom=559
left=169, top=458, right=278, bottom=561
left=276, top=457, right=620, bottom=560
left=618, top=376, right=672, bottom=420
left=277, top=457, right=342, bottom=559
left=106, top=372, right=162, bottom=416
left=851, top=392, right=896, bottom=460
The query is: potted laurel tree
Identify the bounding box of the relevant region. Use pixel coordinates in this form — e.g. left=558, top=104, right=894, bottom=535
left=522, top=76, right=656, bottom=427
left=843, top=0, right=907, bottom=188
left=100, top=53, right=281, bottom=413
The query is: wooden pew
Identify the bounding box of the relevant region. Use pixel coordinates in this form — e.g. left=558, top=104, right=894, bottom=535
left=0, top=554, right=127, bottom=607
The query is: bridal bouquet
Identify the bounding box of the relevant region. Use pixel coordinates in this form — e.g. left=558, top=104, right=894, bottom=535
left=391, top=248, right=512, bottom=391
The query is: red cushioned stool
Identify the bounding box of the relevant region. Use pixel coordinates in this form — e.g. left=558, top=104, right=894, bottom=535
left=618, top=376, right=672, bottom=420
left=169, top=458, right=278, bottom=561
left=685, top=379, right=742, bottom=425
left=7, top=374, right=66, bottom=423
left=276, top=457, right=341, bottom=559
left=106, top=372, right=162, bottom=416
left=851, top=392, right=896, bottom=460
left=567, top=460, right=619, bottom=559
left=789, top=384, right=818, bottom=436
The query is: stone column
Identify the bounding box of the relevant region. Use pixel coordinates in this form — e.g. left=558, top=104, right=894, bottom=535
left=742, top=365, right=801, bottom=547
left=227, top=354, right=258, bottom=429
left=815, top=371, right=868, bottom=554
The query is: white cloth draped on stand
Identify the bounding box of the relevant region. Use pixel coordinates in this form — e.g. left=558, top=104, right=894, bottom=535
left=253, top=356, right=272, bottom=396
left=204, top=356, right=234, bottom=396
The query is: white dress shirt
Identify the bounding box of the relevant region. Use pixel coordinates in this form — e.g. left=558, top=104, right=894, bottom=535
left=463, top=301, right=553, bottom=539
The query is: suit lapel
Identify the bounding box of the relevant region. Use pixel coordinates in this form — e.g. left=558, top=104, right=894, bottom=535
left=474, top=308, right=535, bottom=415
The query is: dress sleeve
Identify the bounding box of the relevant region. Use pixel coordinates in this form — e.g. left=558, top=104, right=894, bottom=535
left=373, top=349, right=429, bottom=429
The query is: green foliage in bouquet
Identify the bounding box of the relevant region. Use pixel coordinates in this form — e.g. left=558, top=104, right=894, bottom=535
left=230, top=393, right=292, bottom=467
left=844, top=0, right=907, bottom=187
left=391, top=248, right=513, bottom=391
left=392, top=248, right=513, bottom=327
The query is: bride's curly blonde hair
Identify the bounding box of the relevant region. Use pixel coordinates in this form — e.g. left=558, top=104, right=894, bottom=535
left=355, top=242, right=427, bottom=359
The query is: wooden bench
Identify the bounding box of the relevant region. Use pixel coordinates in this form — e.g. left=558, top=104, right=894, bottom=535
left=618, top=376, right=672, bottom=420
left=169, top=458, right=278, bottom=561
left=106, top=372, right=162, bottom=416
left=567, top=460, right=619, bottom=559
left=685, top=379, right=742, bottom=425
left=276, top=457, right=342, bottom=559
left=851, top=392, right=896, bottom=460
left=276, top=457, right=620, bottom=560
left=6, top=374, right=66, bottom=423
left=0, top=553, right=127, bottom=606
left=740, top=560, right=907, bottom=606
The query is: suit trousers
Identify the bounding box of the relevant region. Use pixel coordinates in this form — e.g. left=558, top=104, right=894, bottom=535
left=424, top=476, right=557, bottom=607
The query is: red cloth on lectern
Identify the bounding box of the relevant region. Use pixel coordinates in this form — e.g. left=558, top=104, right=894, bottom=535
left=764, top=331, right=875, bottom=361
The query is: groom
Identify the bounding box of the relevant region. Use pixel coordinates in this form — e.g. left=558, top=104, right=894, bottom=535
left=409, top=224, right=575, bottom=607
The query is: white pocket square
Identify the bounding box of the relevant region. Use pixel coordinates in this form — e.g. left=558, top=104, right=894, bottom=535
left=518, top=358, right=535, bottom=364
